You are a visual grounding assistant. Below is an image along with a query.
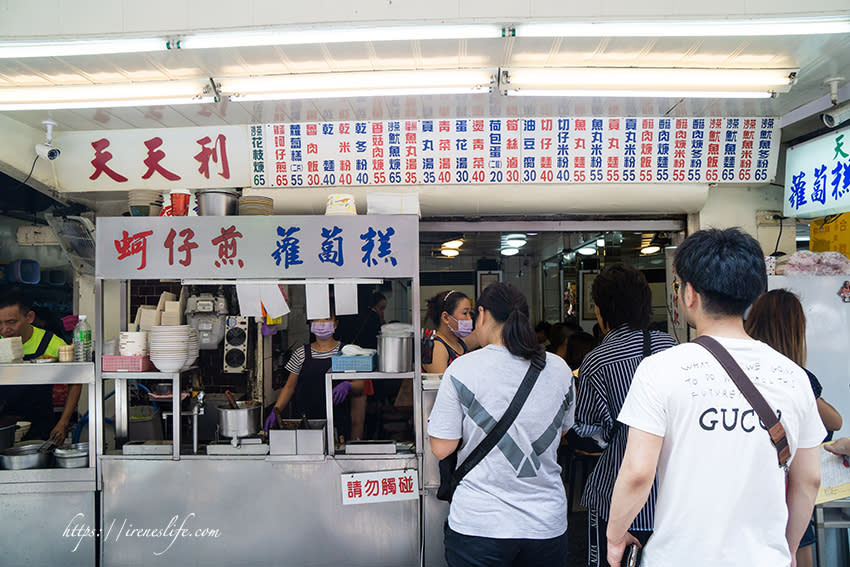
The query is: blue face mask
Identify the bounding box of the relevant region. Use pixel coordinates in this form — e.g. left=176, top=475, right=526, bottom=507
left=311, top=321, right=335, bottom=339
left=449, top=315, right=473, bottom=338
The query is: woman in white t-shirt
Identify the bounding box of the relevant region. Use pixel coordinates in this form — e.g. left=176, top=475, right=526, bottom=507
left=429, top=282, right=576, bottom=567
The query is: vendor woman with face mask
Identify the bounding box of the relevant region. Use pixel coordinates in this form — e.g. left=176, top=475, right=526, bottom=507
left=423, top=290, right=477, bottom=375
left=264, top=309, right=365, bottom=437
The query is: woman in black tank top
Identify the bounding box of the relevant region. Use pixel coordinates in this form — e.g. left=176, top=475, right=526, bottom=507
left=423, top=290, right=474, bottom=374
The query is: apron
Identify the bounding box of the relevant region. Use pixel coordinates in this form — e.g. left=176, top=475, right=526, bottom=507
left=293, top=344, right=351, bottom=439
left=0, top=330, right=56, bottom=440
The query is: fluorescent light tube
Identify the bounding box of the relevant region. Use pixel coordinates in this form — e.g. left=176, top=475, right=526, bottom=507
left=504, top=89, right=773, bottom=99
left=0, top=38, right=166, bottom=59
left=505, top=67, right=795, bottom=89
left=516, top=17, right=850, bottom=37
left=0, top=80, right=211, bottom=110
left=223, top=69, right=493, bottom=101
left=181, top=24, right=503, bottom=50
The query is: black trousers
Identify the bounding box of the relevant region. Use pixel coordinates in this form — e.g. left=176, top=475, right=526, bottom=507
left=587, top=509, right=652, bottom=567
left=445, top=522, right=568, bottom=567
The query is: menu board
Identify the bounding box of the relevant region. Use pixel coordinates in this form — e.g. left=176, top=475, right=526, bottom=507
left=250, top=117, right=780, bottom=188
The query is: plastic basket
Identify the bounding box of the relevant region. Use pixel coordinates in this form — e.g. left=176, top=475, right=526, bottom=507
left=102, top=355, right=153, bottom=372
left=331, top=354, right=375, bottom=372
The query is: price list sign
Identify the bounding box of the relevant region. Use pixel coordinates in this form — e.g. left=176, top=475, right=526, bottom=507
left=252, top=117, right=779, bottom=188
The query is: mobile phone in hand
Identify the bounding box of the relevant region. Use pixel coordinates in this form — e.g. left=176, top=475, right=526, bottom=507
left=626, top=543, right=640, bottom=567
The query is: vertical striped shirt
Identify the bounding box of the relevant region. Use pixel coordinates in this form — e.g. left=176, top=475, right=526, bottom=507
left=573, top=325, right=677, bottom=529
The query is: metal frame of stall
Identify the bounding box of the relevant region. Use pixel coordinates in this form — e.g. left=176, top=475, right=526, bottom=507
left=0, top=362, right=97, bottom=566
left=94, top=215, right=424, bottom=567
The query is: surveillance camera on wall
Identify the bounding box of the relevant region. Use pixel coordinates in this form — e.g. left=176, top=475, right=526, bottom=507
left=821, top=100, right=850, bottom=128
left=35, top=143, right=60, bottom=161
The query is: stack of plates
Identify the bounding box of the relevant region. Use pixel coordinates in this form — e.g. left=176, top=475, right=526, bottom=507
left=149, top=325, right=191, bottom=373
left=0, top=337, right=24, bottom=363
left=239, top=196, right=274, bottom=216
left=182, top=328, right=200, bottom=371
left=119, top=331, right=149, bottom=356
left=128, top=190, right=164, bottom=217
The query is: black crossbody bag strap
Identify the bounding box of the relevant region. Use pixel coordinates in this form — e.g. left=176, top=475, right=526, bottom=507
left=693, top=335, right=791, bottom=469
left=23, top=330, right=55, bottom=361
left=449, top=352, right=546, bottom=491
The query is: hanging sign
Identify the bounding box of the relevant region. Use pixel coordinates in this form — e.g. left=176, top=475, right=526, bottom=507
left=340, top=469, right=419, bottom=505
left=251, top=117, right=780, bottom=188
left=785, top=125, right=850, bottom=218
left=55, top=125, right=252, bottom=191
left=95, top=215, right=418, bottom=280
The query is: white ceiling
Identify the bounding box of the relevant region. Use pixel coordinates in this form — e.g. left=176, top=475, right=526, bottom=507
left=1, top=32, right=849, bottom=131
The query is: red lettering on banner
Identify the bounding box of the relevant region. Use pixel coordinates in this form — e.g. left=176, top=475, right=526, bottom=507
left=373, top=159, right=384, bottom=171
left=114, top=230, right=153, bottom=270
left=306, top=124, right=318, bottom=136
left=141, top=137, right=181, bottom=181
left=163, top=228, right=198, bottom=267
left=211, top=226, right=244, bottom=268
left=540, top=138, right=552, bottom=150
left=575, top=120, right=586, bottom=131
left=90, top=138, right=129, bottom=182
left=399, top=476, right=414, bottom=494
left=347, top=481, right=362, bottom=498
left=506, top=120, right=519, bottom=131
left=340, top=160, right=351, bottom=171
left=381, top=478, right=397, bottom=495
left=439, top=158, right=451, bottom=170
left=608, top=138, right=620, bottom=150
left=473, top=138, right=485, bottom=151
left=575, top=139, right=586, bottom=150
left=609, top=119, right=620, bottom=130
left=339, top=123, right=351, bottom=134
left=365, top=480, right=380, bottom=497
left=339, top=142, right=351, bottom=153
left=438, top=121, right=450, bottom=132
left=195, top=134, right=231, bottom=179
left=438, top=140, right=451, bottom=151
left=506, top=139, right=518, bottom=150
left=372, top=123, right=384, bottom=134
left=308, top=161, right=319, bottom=172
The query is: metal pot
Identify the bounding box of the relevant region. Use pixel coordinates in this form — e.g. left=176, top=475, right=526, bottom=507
left=54, top=446, right=89, bottom=468
left=197, top=189, right=239, bottom=216
left=0, top=442, right=52, bottom=470
left=217, top=400, right=261, bottom=438
left=377, top=333, right=414, bottom=372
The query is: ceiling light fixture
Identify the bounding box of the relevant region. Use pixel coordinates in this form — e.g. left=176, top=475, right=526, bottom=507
left=501, top=67, right=796, bottom=98
left=0, top=37, right=167, bottom=59
left=440, top=248, right=460, bottom=258
left=442, top=240, right=464, bottom=249
left=515, top=17, right=850, bottom=38
left=223, top=69, right=494, bottom=101
left=180, top=24, right=503, bottom=50
left=500, top=247, right=520, bottom=257
left=577, top=246, right=597, bottom=256
left=0, top=80, right=213, bottom=111
left=641, top=245, right=662, bottom=255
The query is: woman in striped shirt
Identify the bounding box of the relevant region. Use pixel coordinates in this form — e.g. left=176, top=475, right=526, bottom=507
left=573, top=264, right=677, bottom=567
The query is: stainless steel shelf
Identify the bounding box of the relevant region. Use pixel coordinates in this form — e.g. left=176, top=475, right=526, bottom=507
left=327, top=372, right=415, bottom=380
left=0, top=362, right=94, bottom=385
left=0, top=467, right=95, bottom=484
left=102, top=371, right=182, bottom=380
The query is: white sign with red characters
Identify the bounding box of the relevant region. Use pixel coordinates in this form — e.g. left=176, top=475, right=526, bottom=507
left=54, top=125, right=252, bottom=191
left=340, top=469, right=419, bottom=506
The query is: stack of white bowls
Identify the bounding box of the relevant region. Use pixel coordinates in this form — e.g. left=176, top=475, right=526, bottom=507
left=118, top=331, right=148, bottom=357
left=128, top=190, right=164, bottom=217
left=182, top=328, right=200, bottom=371
left=238, top=195, right=274, bottom=215
left=149, top=325, right=191, bottom=373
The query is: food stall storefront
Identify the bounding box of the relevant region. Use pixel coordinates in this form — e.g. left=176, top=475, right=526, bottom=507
left=94, top=214, right=423, bottom=566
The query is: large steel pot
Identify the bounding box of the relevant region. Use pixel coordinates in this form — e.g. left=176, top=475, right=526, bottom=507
left=197, top=189, right=239, bottom=216
left=378, top=333, right=414, bottom=372
left=217, top=400, right=261, bottom=438
left=0, top=441, right=51, bottom=470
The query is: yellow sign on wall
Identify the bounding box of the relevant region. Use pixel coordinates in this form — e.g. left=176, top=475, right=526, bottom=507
left=810, top=213, right=850, bottom=256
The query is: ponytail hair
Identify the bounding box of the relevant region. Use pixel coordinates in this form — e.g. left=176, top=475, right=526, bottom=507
left=477, top=282, right=542, bottom=360
left=425, top=289, right=469, bottom=327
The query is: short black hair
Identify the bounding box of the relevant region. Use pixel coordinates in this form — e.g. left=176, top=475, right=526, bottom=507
left=591, top=263, right=652, bottom=330
left=0, top=288, right=32, bottom=314
left=535, top=321, right=552, bottom=334
left=674, top=227, right=766, bottom=317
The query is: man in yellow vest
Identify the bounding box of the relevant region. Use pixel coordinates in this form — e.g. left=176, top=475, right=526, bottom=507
left=0, top=291, right=82, bottom=443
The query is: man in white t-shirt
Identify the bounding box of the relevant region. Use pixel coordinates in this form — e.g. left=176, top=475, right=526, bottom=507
left=606, top=228, right=824, bottom=567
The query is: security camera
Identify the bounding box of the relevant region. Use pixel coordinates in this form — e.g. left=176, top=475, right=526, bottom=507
left=821, top=100, right=850, bottom=128
left=35, top=143, right=60, bottom=161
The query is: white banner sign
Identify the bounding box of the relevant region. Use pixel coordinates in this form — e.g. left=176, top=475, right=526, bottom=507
left=251, top=117, right=780, bottom=188
left=55, top=125, right=252, bottom=191
left=340, top=469, right=419, bottom=505
left=785, top=125, right=850, bottom=218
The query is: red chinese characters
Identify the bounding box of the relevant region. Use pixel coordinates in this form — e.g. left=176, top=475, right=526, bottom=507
left=211, top=225, right=244, bottom=268
left=195, top=134, right=231, bottom=179
left=114, top=230, right=154, bottom=270
left=164, top=228, right=198, bottom=267
left=142, top=137, right=181, bottom=181
left=90, top=138, right=129, bottom=182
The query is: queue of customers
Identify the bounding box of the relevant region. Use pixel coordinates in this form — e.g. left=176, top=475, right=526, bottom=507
left=426, top=228, right=834, bottom=567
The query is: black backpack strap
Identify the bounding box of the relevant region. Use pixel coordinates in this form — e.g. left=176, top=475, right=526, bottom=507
left=610, top=330, right=652, bottom=440
left=450, top=352, right=546, bottom=491
left=23, top=330, right=55, bottom=361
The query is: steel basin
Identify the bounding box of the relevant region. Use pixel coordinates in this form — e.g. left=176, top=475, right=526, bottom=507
left=217, top=400, right=261, bottom=438
left=0, top=441, right=51, bottom=470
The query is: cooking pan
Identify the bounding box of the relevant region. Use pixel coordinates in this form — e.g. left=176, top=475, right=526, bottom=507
left=0, top=441, right=52, bottom=470
left=217, top=400, right=261, bottom=438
